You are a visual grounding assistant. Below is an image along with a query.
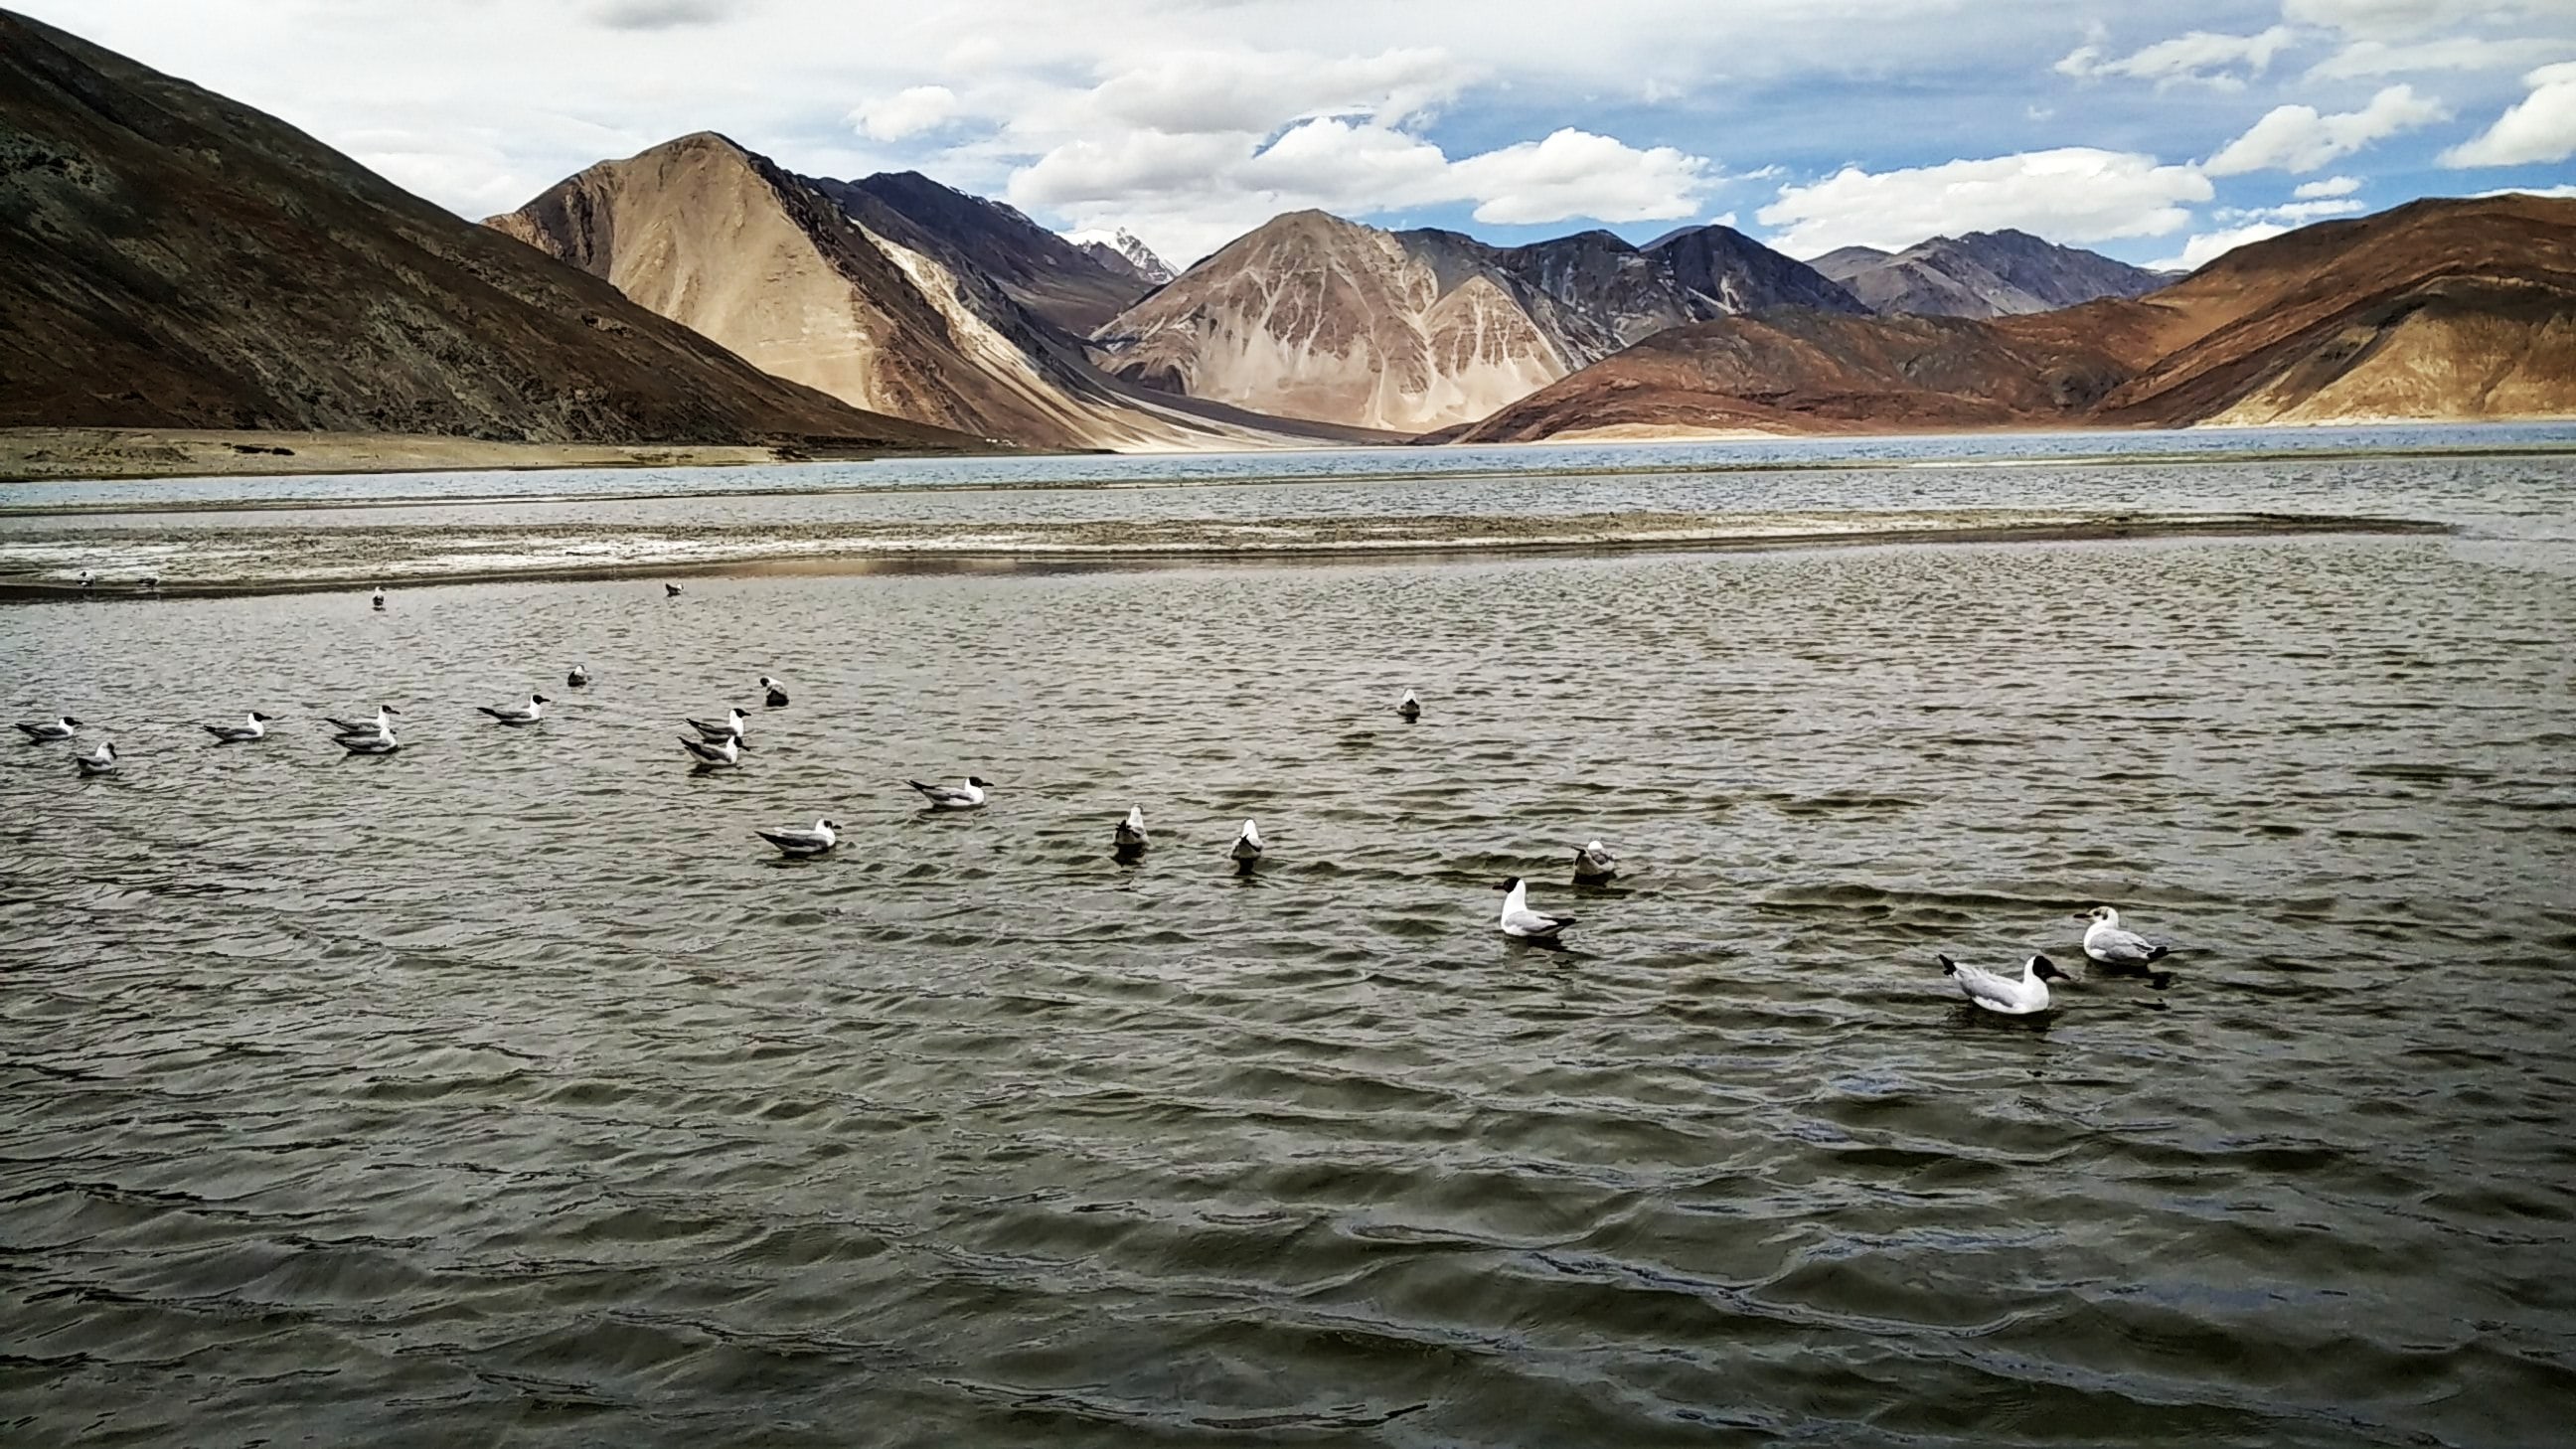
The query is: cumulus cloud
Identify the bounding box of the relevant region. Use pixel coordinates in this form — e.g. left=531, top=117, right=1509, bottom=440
left=1446, top=128, right=1709, bottom=225
left=2148, top=222, right=2291, bottom=272
left=2309, top=36, right=2575, bottom=78
left=2293, top=174, right=2362, bottom=198
left=2204, top=84, right=2449, bottom=174
left=849, top=85, right=962, bottom=142
left=592, top=0, right=734, bottom=30
left=2055, top=26, right=2297, bottom=89
left=1754, top=148, right=2211, bottom=256
left=2441, top=61, right=2576, bottom=166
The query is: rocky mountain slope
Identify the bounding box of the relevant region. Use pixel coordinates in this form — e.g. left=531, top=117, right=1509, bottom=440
left=0, top=9, right=958, bottom=451
left=1814, top=229, right=2167, bottom=318
left=1087, top=212, right=1860, bottom=432
left=491, top=137, right=1356, bottom=451
left=834, top=172, right=1149, bottom=334
left=1066, top=228, right=1176, bottom=286
left=1446, top=195, right=2576, bottom=441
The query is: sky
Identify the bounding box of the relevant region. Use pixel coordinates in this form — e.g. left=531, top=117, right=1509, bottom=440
left=25, top=0, right=2576, bottom=270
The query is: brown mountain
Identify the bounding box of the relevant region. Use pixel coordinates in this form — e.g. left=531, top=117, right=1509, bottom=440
left=0, top=9, right=958, bottom=451
left=1087, top=211, right=1857, bottom=432
left=1446, top=195, right=2576, bottom=442
left=491, top=136, right=1350, bottom=450
left=1815, top=229, right=2167, bottom=318
left=829, top=171, right=1147, bottom=334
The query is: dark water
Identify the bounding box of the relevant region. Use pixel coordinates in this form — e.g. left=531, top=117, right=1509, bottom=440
left=4, top=464, right=2575, bottom=1444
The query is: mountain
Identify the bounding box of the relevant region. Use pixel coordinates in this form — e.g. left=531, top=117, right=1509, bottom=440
left=490, top=136, right=1356, bottom=451
left=836, top=173, right=1148, bottom=334
left=1066, top=229, right=1176, bottom=286
left=1815, top=229, right=2167, bottom=318
left=1087, top=211, right=1857, bottom=432
left=0, top=9, right=962, bottom=450
left=1444, top=195, right=2576, bottom=441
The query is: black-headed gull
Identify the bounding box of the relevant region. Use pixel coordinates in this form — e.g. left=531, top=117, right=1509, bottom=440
left=370, top=585, right=385, bottom=611
left=15, top=716, right=81, bottom=742
left=1573, top=840, right=1618, bottom=884
left=756, top=818, right=838, bottom=857
left=665, top=583, right=683, bottom=598
left=1228, top=819, right=1263, bottom=868
left=1396, top=689, right=1421, bottom=722
left=74, top=740, right=117, bottom=775
left=683, top=733, right=740, bottom=768
left=1114, top=805, right=1149, bottom=853
left=338, top=724, right=401, bottom=755
left=202, top=712, right=274, bottom=743
left=1496, top=876, right=1573, bottom=939
left=566, top=665, right=589, bottom=688
left=2076, top=906, right=2170, bottom=966
left=325, top=705, right=400, bottom=734
left=1941, top=953, right=2067, bottom=1015
left=910, top=776, right=989, bottom=810
left=687, top=708, right=748, bottom=743
left=760, top=676, right=789, bottom=708
left=477, top=694, right=550, bottom=725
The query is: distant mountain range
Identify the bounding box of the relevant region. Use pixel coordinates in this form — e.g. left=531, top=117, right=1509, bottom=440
left=1065, top=229, right=1176, bottom=286
left=1812, top=230, right=2168, bottom=319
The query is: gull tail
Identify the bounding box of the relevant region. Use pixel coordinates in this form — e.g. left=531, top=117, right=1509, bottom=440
left=1939, top=954, right=1959, bottom=976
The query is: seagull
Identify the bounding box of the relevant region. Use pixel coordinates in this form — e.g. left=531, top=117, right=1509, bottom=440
left=1496, top=876, right=1574, bottom=939
left=202, top=712, right=274, bottom=743
left=370, top=585, right=386, bottom=611
left=759, top=676, right=789, bottom=708
left=339, top=724, right=401, bottom=755
left=1114, top=805, right=1149, bottom=855
left=139, top=574, right=160, bottom=591
left=1941, top=953, right=2068, bottom=1016
left=1396, top=689, right=1421, bottom=722
left=1229, top=819, right=1264, bottom=868
left=756, top=817, right=839, bottom=857
left=686, top=707, right=748, bottom=742
left=665, top=583, right=683, bottom=598
left=325, top=705, right=399, bottom=734
left=15, top=716, right=81, bottom=742
left=74, top=740, right=116, bottom=775
left=78, top=569, right=91, bottom=590
left=1573, top=839, right=1618, bottom=884
left=566, top=664, right=589, bottom=688
left=477, top=694, right=550, bottom=725
left=682, top=732, right=740, bottom=768
left=909, top=776, right=989, bottom=810
left=2076, top=906, right=2170, bottom=966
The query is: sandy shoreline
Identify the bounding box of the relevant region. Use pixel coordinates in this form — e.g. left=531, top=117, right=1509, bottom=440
left=0, top=426, right=997, bottom=484
left=0, top=509, right=2448, bottom=598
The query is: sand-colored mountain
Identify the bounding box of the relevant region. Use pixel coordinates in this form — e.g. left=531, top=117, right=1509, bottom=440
left=1446, top=195, right=2576, bottom=441
left=0, top=10, right=957, bottom=452
left=1815, top=230, right=2165, bottom=318
left=490, top=138, right=1349, bottom=451
left=1089, top=212, right=1860, bottom=433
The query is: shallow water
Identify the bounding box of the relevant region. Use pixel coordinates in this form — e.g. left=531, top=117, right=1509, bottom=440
left=4, top=456, right=2575, bottom=1445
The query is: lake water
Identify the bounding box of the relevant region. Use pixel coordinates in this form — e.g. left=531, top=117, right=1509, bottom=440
left=3, top=434, right=2574, bottom=1445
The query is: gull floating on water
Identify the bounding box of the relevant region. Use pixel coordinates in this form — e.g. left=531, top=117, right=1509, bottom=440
left=682, top=732, right=740, bottom=768
left=1573, top=839, right=1618, bottom=884
left=1496, top=876, right=1574, bottom=940
left=15, top=716, right=81, bottom=742
left=325, top=705, right=399, bottom=734
left=202, top=712, right=273, bottom=743
left=1228, top=819, right=1264, bottom=870
left=2076, top=906, right=2170, bottom=966
left=1397, top=689, right=1421, bottom=722
left=756, top=817, right=839, bottom=857
left=687, top=707, right=748, bottom=742
left=759, top=676, right=789, bottom=708
left=370, top=585, right=385, bottom=611
left=910, top=776, right=989, bottom=810
left=477, top=694, right=550, bottom=725
left=339, top=724, right=401, bottom=755
left=1114, top=805, right=1149, bottom=853
left=1941, top=953, right=2067, bottom=1016
left=566, top=664, right=588, bottom=688
left=74, top=740, right=117, bottom=775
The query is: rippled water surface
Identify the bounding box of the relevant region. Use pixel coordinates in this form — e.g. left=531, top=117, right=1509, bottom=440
left=4, top=450, right=2575, bottom=1446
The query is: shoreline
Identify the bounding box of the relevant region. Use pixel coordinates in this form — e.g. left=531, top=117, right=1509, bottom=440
left=0, top=510, right=2450, bottom=599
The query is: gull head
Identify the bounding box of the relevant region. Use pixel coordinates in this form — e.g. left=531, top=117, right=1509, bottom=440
left=968, top=776, right=992, bottom=787
left=250, top=712, right=273, bottom=723
left=1494, top=876, right=1524, bottom=893
left=531, top=694, right=551, bottom=705
left=2029, top=954, right=2069, bottom=982
left=2076, top=905, right=2120, bottom=925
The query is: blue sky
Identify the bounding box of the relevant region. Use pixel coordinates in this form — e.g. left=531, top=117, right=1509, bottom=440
left=28, top=0, right=2576, bottom=269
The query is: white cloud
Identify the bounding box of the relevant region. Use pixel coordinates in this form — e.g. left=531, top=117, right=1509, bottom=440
left=2219, top=198, right=2367, bottom=224
left=592, top=0, right=736, bottom=30
left=2055, top=26, right=2297, bottom=89
left=2475, top=183, right=2576, bottom=198
left=849, top=84, right=961, bottom=142
left=1446, top=128, right=1710, bottom=224
left=2148, top=222, right=2291, bottom=271
left=1087, top=48, right=1472, bottom=134
left=2292, top=174, right=2362, bottom=198
left=2441, top=61, right=2576, bottom=166
left=2285, top=0, right=2557, bottom=41
left=2310, top=36, right=2576, bottom=78
left=1754, top=148, right=2211, bottom=256
left=2204, top=83, right=2449, bottom=174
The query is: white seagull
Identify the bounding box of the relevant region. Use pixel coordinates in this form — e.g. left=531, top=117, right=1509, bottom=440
left=477, top=694, right=550, bottom=725
left=1114, top=805, right=1149, bottom=852
left=2076, top=906, right=2170, bottom=967
left=74, top=740, right=117, bottom=775
left=1396, top=689, right=1421, bottom=722
left=202, top=712, right=274, bottom=743
left=1496, top=876, right=1574, bottom=940
left=325, top=705, right=400, bottom=734
left=910, top=776, right=990, bottom=810
left=759, top=676, right=790, bottom=708
left=370, top=585, right=385, bottom=611
left=665, top=583, right=683, bottom=598
left=566, top=664, right=589, bottom=688
left=682, top=733, right=740, bottom=768
left=1941, top=953, right=2068, bottom=1016
left=15, top=716, right=81, bottom=742
left=687, top=707, right=748, bottom=743
left=339, top=724, right=402, bottom=755
left=78, top=569, right=91, bottom=589
left=756, top=818, right=839, bottom=857
left=1573, top=839, right=1618, bottom=884
left=1229, top=819, right=1264, bottom=867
